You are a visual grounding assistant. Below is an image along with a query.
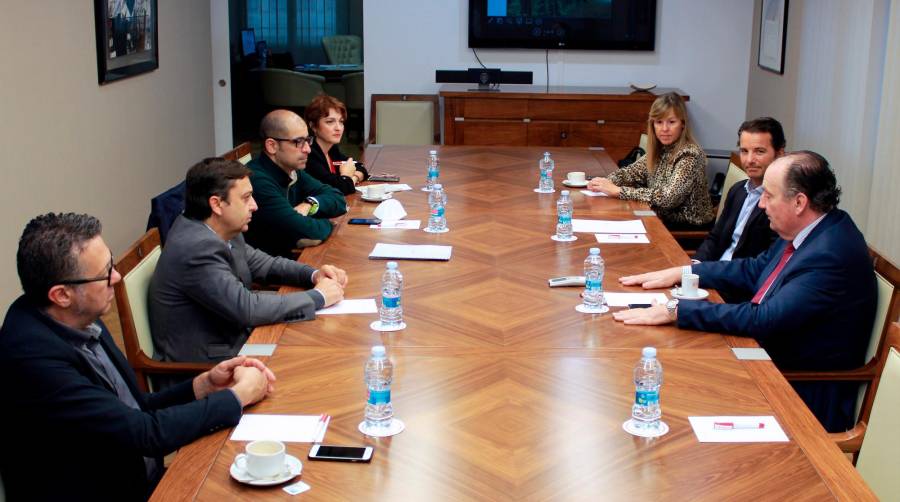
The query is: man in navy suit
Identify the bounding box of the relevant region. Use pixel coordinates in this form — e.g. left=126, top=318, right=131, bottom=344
left=0, top=213, right=276, bottom=501
left=693, top=118, right=783, bottom=267
left=613, top=151, right=876, bottom=432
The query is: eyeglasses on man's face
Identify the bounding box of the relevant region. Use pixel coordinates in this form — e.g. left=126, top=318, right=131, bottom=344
left=270, top=135, right=315, bottom=148
left=57, top=257, right=115, bottom=287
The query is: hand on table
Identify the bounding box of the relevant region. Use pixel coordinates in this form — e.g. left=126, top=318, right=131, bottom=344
left=619, top=266, right=682, bottom=289
left=195, top=356, right=276, bottom=402
left=612, top=302, right=673, bottom=325
left=316, top=264, right=348, bottom=287
left=314, top=278, right=344, bottom=307
left=339, top=158, right=356, bottom=177
left=587, top=177, right=622, bottom=197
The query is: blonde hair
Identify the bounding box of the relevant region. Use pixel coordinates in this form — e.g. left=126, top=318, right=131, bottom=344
left=644, top=92, right=698, bottom=173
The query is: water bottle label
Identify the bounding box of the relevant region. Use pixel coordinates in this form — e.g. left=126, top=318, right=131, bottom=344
left=557, top=215, right=571, bottom=225
left=540, top=171, right=549, bottom=179
left=635, top=389, right=659, bottom=406
left=368, top=388, right=391, bottom=405
left=382, top=296, right=400, bottom=308
left=431, top=206, right=445, bottom=217
left=586, top=278, right=601, bottom=291
left=428, top=168, right=439, bottom=178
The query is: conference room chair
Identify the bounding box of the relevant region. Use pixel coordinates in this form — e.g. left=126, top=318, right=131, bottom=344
left=830, top=321, right=900, bottom=499
left=255, top=68, right=325, bottom=115
left=114, top=228, right=212, bottom=392
left=783, top=248, right=900, bottom=425
left=342, top=71, right=364, bottom=144
left=321, top=35, right=362, bottom=65
left=368, top=94, right=440, bottom=145
left=671, top=152, right=747, bottom=254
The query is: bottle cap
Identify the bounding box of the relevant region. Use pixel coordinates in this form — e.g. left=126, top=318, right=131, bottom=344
left=589, top=247, right=600, bottom=255
left=371, top=345, right=387, bottom=358
left=433, top=183, right=443, bottom=190
left=429, top=150, right=437, bottom=155
left=543, top=152, right=551, bottom=158
left=642, top=347, right=657, bottom=358
left=386, top=261, right=398, bottom=270
left=561, top=190, right=570, bottom=196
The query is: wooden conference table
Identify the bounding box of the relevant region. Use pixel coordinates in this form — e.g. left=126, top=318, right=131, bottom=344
left=152, top=146, right=874, bottom=501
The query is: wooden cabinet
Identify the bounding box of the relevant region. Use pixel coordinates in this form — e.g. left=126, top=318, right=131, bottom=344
left=440, top=85, right=689, bottom=162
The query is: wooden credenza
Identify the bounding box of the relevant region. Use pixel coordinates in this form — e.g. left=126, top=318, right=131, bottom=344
left=440, top=84, right=688, bottom=161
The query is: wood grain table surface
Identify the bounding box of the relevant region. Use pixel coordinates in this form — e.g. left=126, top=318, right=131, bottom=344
left=152, top=146, right=874, bottom=501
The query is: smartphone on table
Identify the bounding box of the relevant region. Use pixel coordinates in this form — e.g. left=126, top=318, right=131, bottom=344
left=308, top=444, right=374, bottom=462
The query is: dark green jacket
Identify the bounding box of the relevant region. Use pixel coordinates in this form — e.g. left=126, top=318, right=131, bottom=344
left=245, top=154, right=347, bottom=257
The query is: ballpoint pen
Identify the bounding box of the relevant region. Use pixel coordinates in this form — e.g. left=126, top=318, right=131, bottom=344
left=312, top=414, right=329, bottom=442
left=713, top=421, right=765, bottom=430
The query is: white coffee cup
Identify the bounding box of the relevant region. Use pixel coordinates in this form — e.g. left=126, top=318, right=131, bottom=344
left=366, top=184, right=386, bottom=199
left=681, top=273, right=700, bottom=297
left=236, top=440, right=285, bottom=479
left=567, top=172, right=586, bottom=184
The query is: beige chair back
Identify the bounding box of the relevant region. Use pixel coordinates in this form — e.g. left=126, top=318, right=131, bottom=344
left=257, top=68, right=325, bottom=108
left=375, top=101, right=436, bottom=145
left=717, top=161, right=750, bottom=218
left=122, top=245, right=161, bottom=359
left=855, top=346, right=900, bottom=499
left=322, top=35, right=362, bottom=65
left=854, top=270, right=897, bottom=421
left=342, top=72, right=365, bottom=110
left=638, top=133, right=649, bottom=152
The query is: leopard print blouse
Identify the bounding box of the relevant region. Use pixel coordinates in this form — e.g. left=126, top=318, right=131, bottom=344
left=608, top=143, right=715, bottom=227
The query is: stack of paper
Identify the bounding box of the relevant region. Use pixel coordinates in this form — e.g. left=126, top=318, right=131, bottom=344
left=369, top=243, right=452, bottom=261
left=230, top=414, right=330, bottom=443
left=316, top=299, right=378, bottom=315
left=571, top=219, right=649, bottom=244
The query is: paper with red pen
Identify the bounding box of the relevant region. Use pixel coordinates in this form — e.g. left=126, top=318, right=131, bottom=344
left=572, top=219, right=647, bottom=234
left=230, top=414, right=331, bottom=443
left=595, top=233, right=650, bottom=244
left=688, top=416, right=788, bottom=442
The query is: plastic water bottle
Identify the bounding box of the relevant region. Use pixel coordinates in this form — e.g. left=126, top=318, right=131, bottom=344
left=631, top=347, right=663, bottom=430
left=556, top=190, right=573, bottom=239
left=427, top=183, right=447, bottom=232
left=538, top=152, right=555, bottom=192
left=425, top=150, right=440, bottom=191
left=364, top=345, right=394, bottom=429
left=379, top=262, right=403, bottom=326
left=582, top=247, right=606, bottom=309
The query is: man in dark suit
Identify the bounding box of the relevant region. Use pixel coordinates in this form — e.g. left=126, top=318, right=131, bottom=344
left=0, top=213, right=275, bottom=501
left=612, top=151, right=877, bottom=432
left=693, top=118, right=783, bottom=267
left=149, top=158, right=346, bottom=365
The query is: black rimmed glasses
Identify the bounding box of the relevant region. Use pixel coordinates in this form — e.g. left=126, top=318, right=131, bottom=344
left=57, top=257, right=115, bottom=287
left=270, top=135, right=315, bottom=148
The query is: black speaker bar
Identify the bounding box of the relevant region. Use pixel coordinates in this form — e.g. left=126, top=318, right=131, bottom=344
left=436, top=69, right=533, bottom=85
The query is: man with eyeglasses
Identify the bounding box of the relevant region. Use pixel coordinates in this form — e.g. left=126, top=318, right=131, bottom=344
left=243, top=109, right=348, bottom=258
left=0, top=212, right=275, bottom=501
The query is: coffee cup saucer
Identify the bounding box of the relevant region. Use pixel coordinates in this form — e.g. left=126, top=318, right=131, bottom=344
left=230, top=454, right=302, bottom=486
left=670, top=288, right=709, bottom=300
left=562, top=179, right=588, bottom=188
left=361, top=193, right=393, bottom=202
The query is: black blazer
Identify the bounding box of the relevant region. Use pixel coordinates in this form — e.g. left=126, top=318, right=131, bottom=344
left=694, top=180, right=777, bottom=262
left=0, top=296, right=242, bottom=501
left=305, top=141, right=368, bottom=195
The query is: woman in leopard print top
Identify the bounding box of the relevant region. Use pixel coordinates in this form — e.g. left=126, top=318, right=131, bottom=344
left=588, top=93, right=715, bottom=228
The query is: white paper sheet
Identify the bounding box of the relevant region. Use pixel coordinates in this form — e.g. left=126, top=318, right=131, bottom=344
left=369, top=243, right=452, bottom=261
left=237, top=344, right=277, bottom=356
left=579, top=190, right=609, bottom=197
left=316, top=299, right=378, bottom=315
left=371, top=220, right=421, bottom=230
left=732, top=347, right=772, bottom=361
left=595, top=233, right=650, bottom=244
left=355, top=183, right=412, bottom=194
left=571, top=219, right=647, bottom=234
left=688, top=416, right=789, bottom=442
left=230, top=414, right=330, bottom=443
left=602, top=292, right=669, bottom=307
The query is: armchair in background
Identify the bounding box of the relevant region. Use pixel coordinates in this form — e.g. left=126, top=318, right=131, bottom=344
left=322, top=35, right=362, bottom=65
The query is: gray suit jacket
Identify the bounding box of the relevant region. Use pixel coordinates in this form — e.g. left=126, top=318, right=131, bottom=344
left=149, top=216, right=320, bottom=363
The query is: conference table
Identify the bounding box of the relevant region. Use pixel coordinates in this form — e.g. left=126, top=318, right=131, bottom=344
left=151, top=146, right=874, bottom=500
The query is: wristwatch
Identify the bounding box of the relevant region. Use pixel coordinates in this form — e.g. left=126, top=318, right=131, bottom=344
left=305, top=197, right=319, bottom=216
left=666, top=298, right=679, bottom=321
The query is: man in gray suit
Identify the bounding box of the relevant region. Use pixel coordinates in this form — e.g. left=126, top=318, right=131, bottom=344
left=149, top=158, right=347, bottom=364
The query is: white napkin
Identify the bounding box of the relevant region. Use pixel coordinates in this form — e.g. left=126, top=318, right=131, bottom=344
left=373, top=198, right=407, bottom=221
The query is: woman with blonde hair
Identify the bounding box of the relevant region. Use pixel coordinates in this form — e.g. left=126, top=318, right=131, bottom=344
left=587, top=92, right=714, bottom=229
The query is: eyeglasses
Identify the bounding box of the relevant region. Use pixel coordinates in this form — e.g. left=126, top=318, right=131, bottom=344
left=270, top=135, right=315, bottom=148
left=57, top=257, right=115, bottom=287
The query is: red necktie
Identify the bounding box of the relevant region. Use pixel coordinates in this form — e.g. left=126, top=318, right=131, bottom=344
left=751, top=243, right=795, bottom=304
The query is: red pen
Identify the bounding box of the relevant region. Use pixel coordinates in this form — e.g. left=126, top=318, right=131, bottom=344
left=713, top=421, right=765, bottom=430
left=312, top=413, right=329, bottom=442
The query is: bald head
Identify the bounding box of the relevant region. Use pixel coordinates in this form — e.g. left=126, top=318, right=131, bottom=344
left=259, top=109, right=312, bottom=174
left=259, top=109, right=305, bottom=140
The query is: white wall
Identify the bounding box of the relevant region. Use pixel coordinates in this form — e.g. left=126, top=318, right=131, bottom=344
left=0, top=2, right=217, bottom=314
left=363, top=0, right=755, bottom=152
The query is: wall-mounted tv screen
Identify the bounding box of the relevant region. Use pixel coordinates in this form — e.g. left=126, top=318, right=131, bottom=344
left=469, top=0, right=657, bottom=51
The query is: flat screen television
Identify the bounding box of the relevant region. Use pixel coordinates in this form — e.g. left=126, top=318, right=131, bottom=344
left=469, top=0, right=657, bottom=51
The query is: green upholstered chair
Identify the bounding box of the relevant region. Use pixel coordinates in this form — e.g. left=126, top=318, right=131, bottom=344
left=322, top=35, right=362, bottom=65
left=256, top=68, right=325, bottom=111
left=342, top=71, right=364, bottom=111
left=368, top=94, right=440, bottom=145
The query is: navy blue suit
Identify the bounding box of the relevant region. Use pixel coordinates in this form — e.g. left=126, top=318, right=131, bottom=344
left=679, top=210, right=876, bottom=431
left=0, top=296, right=242, bottom=501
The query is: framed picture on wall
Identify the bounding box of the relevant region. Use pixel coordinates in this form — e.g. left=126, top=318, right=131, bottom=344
left=94, top=0, right=159, bottom=84
left=758, top=0, right=789, bottom=74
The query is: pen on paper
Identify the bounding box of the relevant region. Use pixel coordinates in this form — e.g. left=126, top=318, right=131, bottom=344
left=713, top=421, right=765, bottom=430
left=312, top=413, right=328, bottom=442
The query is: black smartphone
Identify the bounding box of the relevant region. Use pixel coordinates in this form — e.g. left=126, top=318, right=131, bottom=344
left=627, top=303, right=652, bottom=309
left=368, top=174, right=400, bottom=182
left=308, top=444, right=373, bottom=462
left=348, top=218, right=381, bottom=225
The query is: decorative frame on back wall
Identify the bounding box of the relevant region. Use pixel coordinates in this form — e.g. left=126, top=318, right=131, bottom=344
left=94, top=0, right=159, bottom=84
left=758, top=0, right=789, bottom=74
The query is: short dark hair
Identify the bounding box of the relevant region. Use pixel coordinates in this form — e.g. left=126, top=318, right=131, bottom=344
left=17, top=213, right=102, bottom=306
left=783, top=150, right=841, bottom=213
left=305, top=93, right=347, bottom=131
left=738, top=117, right=786, bottom=151
left=184, top=158, right=251, bottom=220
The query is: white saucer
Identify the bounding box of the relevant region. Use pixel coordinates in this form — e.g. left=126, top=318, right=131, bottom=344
left=230, top=454, right=302, bottom=486
left=623, top=419, right=669, bottom=438
left=361, top=193, right=393, bottom=202
left=359, top=418, right=405, bottom=437
left=551, top=234, right=577, bottom=242
left=575, top=304, right=609, bottom=314
left=670, top=288, right=709, bottom=300
left=533, top=188, right=556, bottom=194
left=370, top=320, right=406, bottom=332
left=629, top=82, right=657, bottom=91
left=562, top=180, right=588, bottom=188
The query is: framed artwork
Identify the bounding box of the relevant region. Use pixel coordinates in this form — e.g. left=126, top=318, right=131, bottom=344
left=94, top=0, right=159, bottom=84
left=758, top=0, right=789, bottom=74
